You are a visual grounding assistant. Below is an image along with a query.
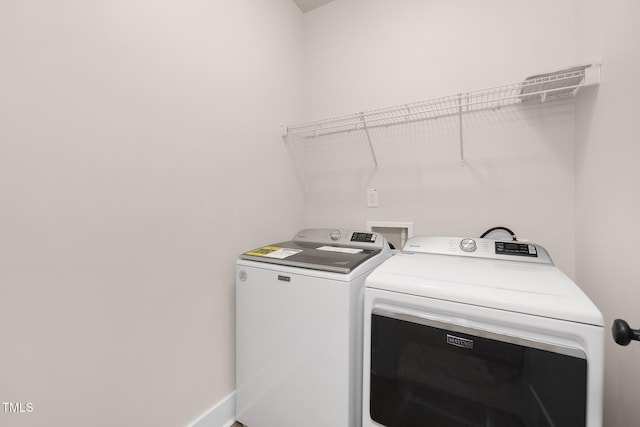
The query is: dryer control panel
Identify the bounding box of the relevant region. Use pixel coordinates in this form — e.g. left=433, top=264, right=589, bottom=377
left=403, top=236, right=552, bottom=264
left=495, top=241, right=538, bottom=257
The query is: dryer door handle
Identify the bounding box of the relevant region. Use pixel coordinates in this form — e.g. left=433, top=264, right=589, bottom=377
left=612, top=319, right=640, bottom=346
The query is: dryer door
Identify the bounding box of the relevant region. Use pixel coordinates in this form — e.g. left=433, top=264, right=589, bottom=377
left=369, top=309, right=588, bottom=427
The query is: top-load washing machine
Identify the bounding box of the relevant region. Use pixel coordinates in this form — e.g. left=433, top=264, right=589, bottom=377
left=236, top=228, right=392, bottom=427
left=362, top=236, right=604, bottom=427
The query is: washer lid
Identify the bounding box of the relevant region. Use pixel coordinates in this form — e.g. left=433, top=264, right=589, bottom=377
left=366, top=237, right=603, bottom=326
left=239, top=229, right=389, bottom=274
left=239, top=241, right=382, bottom=274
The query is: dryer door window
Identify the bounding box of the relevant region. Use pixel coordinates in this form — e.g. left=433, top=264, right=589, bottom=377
left=370, top=311, right=587, bottom=427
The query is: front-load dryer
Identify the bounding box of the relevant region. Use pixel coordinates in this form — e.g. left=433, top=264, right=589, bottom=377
left=363, top=236, right=604, bottom=427
left=236, top=228, right=392, bottom=427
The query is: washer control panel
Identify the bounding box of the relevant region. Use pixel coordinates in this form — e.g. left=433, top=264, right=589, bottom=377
left=351, top=232, right=377, bottom=243
left=495, top=241, right=538, bottom=257
left=293, top=229, right=385, bottom=249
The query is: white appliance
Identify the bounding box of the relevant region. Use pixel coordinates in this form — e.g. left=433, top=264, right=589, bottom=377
left=363, top=236, right=604, bottom=427
left=236, top=228, right=392, bottom=427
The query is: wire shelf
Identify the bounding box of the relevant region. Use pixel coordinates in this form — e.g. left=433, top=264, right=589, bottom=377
left=283, top=63, right=600, bottom=139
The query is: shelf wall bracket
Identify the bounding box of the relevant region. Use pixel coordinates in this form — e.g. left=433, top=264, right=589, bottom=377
left=360, top=113, right=380, bottom=171
left=457, top=93, right=465, bottom=166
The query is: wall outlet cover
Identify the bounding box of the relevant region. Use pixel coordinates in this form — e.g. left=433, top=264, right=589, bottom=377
left=366, top=188, right=379, bottom=207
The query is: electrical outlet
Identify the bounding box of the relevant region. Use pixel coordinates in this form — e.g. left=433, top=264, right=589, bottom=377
left=366, top=188, right=379, bottom=208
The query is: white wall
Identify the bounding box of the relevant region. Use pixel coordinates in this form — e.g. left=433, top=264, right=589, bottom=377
left=0, top=1, right=304, bottom=426
left=298, top=0, right=578, bottom=276
left=5, top=1, right=638, bottom=426
left=575, top=1, right=640, bottom=425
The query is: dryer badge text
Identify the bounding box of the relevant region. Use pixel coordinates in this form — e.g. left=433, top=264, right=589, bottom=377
left=446, top=334, right=473, bottom=349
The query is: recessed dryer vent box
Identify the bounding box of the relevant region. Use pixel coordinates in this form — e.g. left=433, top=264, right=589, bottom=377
left=367, top=221, right=414, bottom=251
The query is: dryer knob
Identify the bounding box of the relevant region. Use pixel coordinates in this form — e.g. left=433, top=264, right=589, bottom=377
left=460, top=238, right=477, bottom=252
left=330, top=230, right=342, bottom=241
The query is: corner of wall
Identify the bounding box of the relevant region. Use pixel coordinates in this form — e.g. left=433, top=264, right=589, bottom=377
left=187, top=392, right=236, bottom=427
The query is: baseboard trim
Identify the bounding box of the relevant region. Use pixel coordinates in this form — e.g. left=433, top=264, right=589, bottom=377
left=187, top=391, right=236, bottom=427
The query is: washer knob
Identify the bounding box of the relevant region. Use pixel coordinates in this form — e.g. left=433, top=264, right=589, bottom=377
left=460, top=238, right=477, bottom=252
left=330, top=230, right=342, bottom=241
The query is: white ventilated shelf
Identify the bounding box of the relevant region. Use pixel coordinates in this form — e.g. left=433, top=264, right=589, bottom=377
left=282, top=62, right=600, bottom=166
